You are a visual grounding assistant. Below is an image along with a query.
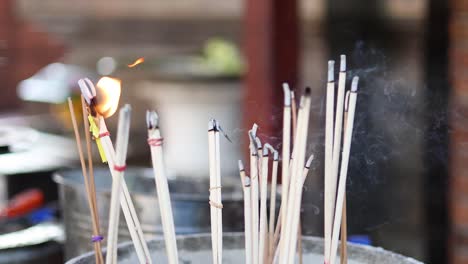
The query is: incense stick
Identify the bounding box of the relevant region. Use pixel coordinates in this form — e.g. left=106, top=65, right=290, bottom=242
left=214, top=121, right=223, bottom=264
left=267, top=146, right=279, bottom=263
left=259, top=145, right=270, bottom=264
left=78, top=79, right=151, bottom=263
left=106, top=105, right=132, bottom=264
left=279, top=84, right=292, bottom=263
left=239, top=161, right=252, bottom=264
left=340, top=195, right=348, bottom=264
left=324, top=60, right=336, bottom=264
left=208, top=119, right=223, bottom=264
left=291, top=89, right=303, bottom=264
left=340, top=93, right=350, bottom=264
left=147, top=111, right=179, bottom=264
left=298, top=153, right=315, bottom=264
left=291, top=90, right=297, bottom=138
left=332, top=56, right=347, bottom=264
left=208, top=120, right=218, bottom=264
left=330, top=77, right=359, bottom=264
left=299, top=152, right=315, bottom=264
left=279, top=97, right=305, bottom=263
left=248, top=129, right=259, bottom=264
left=284, top=88, right=312, bottom=264
left=67, top=98, right=103, bottom=264
left=80, top=96, right=103, bottom=264
left=98, top=120, right=151, bottom=264
left=239, top=160, right=247, bottom=187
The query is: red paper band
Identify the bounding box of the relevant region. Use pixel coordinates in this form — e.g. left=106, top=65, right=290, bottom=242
left=113, top=164, right=126, bottom=172
left=98, top=132, right=110, bottom=138
left=147, top=138, right=164, bottom=147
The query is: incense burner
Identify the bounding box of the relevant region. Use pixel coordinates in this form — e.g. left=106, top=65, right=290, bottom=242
left=66, top=233, right=423, bottom=264
left=54, top=167, right=244, bottom=259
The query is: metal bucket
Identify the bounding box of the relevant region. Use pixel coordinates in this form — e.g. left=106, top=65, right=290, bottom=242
left=54, top=168, right=243, bottom=260
left=65, top=233, right=423, bottom=264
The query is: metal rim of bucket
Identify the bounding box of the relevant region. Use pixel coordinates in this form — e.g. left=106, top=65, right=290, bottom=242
left=53, top=167, right=243, bottom=201
left=66, top=232, right=423, bottom=264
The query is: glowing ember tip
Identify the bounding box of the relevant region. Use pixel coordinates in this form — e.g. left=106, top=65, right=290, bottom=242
left=128, top=57, right=145, bottom=68
left=146, top=110, right=159, bottom=129
left=95, top=77, right=122, bottom=118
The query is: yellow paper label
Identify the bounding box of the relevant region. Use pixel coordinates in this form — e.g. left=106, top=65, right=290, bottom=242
left=88, top=115, right=107, bottom=163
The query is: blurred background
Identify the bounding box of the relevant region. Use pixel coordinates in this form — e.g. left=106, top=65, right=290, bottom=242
left=0, top=0, right=458, bottom=263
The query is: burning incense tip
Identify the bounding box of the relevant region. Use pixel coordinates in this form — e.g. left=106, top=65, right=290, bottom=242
left=208, top=119, right=231, bottom=142
left=328, top=60, right=335, bottom=82
left=251, top=123, right=258, bottom=137
left=248, top=131, right=257, bottom=155
left=273, top=151, right=279, bottom=161
left=351, top=76, right=359, bottom=92
left=264, top=143, right=277, bottom=158
left=305, top=154, right=314, bottom=168
left=128, top=57, right=145, bottom=68
left=238, top=160, right=245, bottom=171
left=244, top=177, right=251, bottom=187
left=208, top=119, right=218, bottom=131
left=78, top=78, right=96, bottom=105
left=340, top=55, right=346, bottom=72
left=255, top=137, right=262, bottom=150
left=95, top=77, right=122, bottom=118
left=262, top=145, right=269, bottom=156
left=283, top=83, right=291, bottom=106
left=146, top=110, right=159, bottom=129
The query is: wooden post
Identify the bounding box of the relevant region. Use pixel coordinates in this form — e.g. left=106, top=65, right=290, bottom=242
left=243, top=0, right=299, bottom=160
left=0, top=0, right=19, bottom=110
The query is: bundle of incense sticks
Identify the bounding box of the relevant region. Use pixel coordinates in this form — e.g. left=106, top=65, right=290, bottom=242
left=235, top=55, right=359, bottom=264
left=68, top=55, right=359, bottom=264
left=78, top=78, right=151, bottom=264
left=67, top=97, right=104, bottom=264
left=324, top=56, right=360, bottom=264
left=235, top=87, right=314, bottom=264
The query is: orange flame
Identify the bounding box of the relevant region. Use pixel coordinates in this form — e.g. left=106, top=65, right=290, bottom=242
left=95, top=77, right=121, bottom=118
left=128, top=57, right=145, bottom=68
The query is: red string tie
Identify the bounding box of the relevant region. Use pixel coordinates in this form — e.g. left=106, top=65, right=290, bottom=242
left=98, top=131, right=110, bottom=138
left=147, top=138, right=164, bottom=147
left=113, top=164, right=126, bottom=172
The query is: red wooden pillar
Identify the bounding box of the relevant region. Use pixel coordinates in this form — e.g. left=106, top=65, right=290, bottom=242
left=0, top=0, right=65, bottom=111
left=0, top=0, right=19, bottom=110
left=243, top=0, right=299, bottom=146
